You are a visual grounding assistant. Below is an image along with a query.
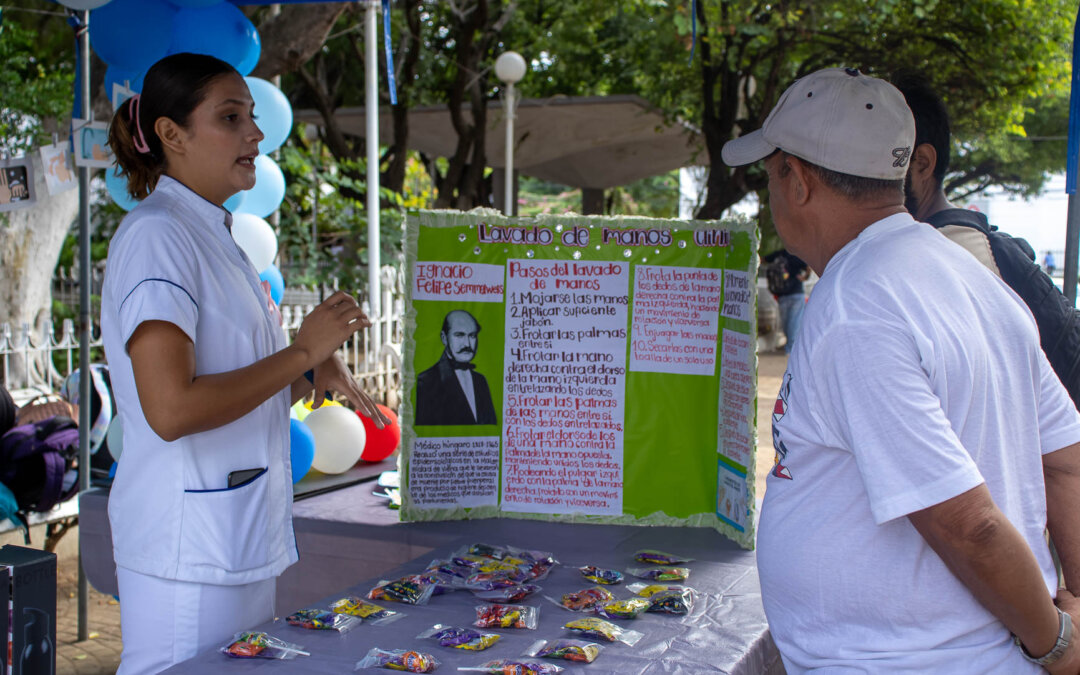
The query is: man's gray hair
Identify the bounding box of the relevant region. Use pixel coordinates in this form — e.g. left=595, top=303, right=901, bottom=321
left=781, top=151, right=904, bottom=201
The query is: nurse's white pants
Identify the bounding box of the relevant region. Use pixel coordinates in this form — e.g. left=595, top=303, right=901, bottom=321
left=115, top=566, right=275, bottom=675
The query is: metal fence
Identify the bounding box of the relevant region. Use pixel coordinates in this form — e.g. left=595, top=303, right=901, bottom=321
left=1, top=265, right=406, bottom=407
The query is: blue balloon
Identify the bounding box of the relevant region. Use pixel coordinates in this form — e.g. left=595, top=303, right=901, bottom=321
left=108, top=462, right=118, bottom=480
left=237, top=155, right=285, bottom=218
left=105, top=166, right=139, bottom=211
left=244, top=77, right=293, bottom=154
left=289, top=419, right=315, bottom=484
left=223, top=191, right=246, bottom=213
left=259, top=264, right=285, bottom=305
left=91, top=0, right=176, bottom=72
left=104, top=65, right=144, bottom=99
left=168, top=4, right=259, bottom=75
left=234, top=26, right=261, bottom=77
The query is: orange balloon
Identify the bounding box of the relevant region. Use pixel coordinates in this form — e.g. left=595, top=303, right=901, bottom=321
left=358, top=404, right=400, bottom=462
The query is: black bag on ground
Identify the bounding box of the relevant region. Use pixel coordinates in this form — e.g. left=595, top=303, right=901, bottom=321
left=0, top=416, right=80, bottom=514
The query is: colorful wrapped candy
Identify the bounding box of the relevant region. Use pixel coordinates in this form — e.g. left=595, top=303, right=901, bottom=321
left=633, top=549, right=694, bottom=565
left=524, top=638, right=603, bottom=663
left=646, top=588, right=695, bottom=615
left=468, top=542, right=513, bottom=559
left=562, top=617, right=644, bottom=646
left=285, top=608, right=361, bottom=633
left=330, top=596, right=403, bottom=625
left=417, top=624, right=501, bottom=651
left=627, top=582, right=688, bottom=597
left=626, top=566, right=690, bottom=582
left=595, top=597, right=651, bottom=620
left=472, top=584, right=541, bottom=603
left=221, top=631, right=309, bottom=660
left=456, top=660, right=564, bottom=674
left=474, top=604, right=540, bottom=630
left=355, top=647, right=439, bottom=672
left=579, top=565, right=623, bottom=585
left=368, top=575, right=437, bottom=605
left=551, top=586, right=613, bottom=611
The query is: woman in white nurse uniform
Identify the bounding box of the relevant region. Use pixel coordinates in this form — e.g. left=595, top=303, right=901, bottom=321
left=102, top=53, right=389, bottom=674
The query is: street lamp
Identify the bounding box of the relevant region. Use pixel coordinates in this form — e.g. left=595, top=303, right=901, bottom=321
left=495, top=51, right=527, bottom=216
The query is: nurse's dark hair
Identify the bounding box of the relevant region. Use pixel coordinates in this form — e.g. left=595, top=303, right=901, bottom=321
left=107, top=53, right=239, bottom=200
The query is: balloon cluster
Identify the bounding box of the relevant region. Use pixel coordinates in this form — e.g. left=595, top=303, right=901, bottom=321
left=289, top=403, right=401, bottom=483
left=91, top=0, right=293, bottom=293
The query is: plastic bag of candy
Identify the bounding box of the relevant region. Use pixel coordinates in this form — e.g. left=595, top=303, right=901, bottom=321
left=473, top=603, right=540, bottom=630
left=626, top=566, right=690, bottom=582
left=627, top=582, right=688, bottom=597
left=221, top=631, right=309, bottom=659
left=466, top=542, right=514, bottom=559
left=595, top=597, right=651, bottom=620
left=645, top=588, right=695, bottom=615
left=426, top=559, right=474, bottom=580
left=562, top=617, right=643, bottom=646
left=355, top=647, right=440, bottom=672
left=632, top=549, right=695, bottom=565
left=417, top=624, right=501, bottom=651
left=546, top=586, right=613, bottom=612
left=465, top=570, right=529, bottom=590
left=415, top=568, right=464, bottom=595
left=523, top=638, right=603, bottom=663
left=472, top=583, right=541, bottom=603
left=368, top=575, right=437, bottom=605
left=285, top=608, right=362, bottom=633
left=456, top=660, right=564, bottom=674
left=330, top=596, right=404, bottom=625
left=578, top=565, right=623, bottom=585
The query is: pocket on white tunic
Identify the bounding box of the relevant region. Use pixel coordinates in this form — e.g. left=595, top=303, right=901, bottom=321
left=179, top=468, right=270, bottom=572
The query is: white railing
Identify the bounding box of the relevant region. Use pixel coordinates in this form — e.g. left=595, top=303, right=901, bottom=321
left=2, top=265, right=406, bottom=406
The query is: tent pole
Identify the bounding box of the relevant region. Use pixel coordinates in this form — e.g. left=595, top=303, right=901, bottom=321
left=76, top=7, right=91, bottom=644
left=1067, top=153, right=1080, bottom=306
left=365, top=0, right=381, bottom=379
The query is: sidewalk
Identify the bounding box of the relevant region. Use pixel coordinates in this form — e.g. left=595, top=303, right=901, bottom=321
left=37, top=350, right=788, bottom=675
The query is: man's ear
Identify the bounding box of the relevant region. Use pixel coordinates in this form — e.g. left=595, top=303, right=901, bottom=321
left=785, top=155, right=812, bottom=205
left=909, top=143, right=937, bottom=183
left=154, top=117, right=186, bottom=156
left=440, top=331, right=448, bottom=348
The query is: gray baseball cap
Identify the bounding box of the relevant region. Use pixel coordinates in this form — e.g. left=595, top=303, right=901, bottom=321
left=721, top=67, right=915, bottom=180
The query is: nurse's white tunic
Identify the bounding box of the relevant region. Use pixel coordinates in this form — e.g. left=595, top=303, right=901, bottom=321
left=101, top=176, right=297, bottom=586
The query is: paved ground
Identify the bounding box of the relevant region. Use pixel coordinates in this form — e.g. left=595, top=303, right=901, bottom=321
left=37, top=350, right=789, bottom=675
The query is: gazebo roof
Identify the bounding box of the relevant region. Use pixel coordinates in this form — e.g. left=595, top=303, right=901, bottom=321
left=295, top=95, right=704, bottom=190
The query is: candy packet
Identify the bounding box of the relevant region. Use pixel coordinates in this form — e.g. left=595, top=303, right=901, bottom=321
left=578, top=565, right=623, bottom=585
left=645, top=588, right=695, bottom=615
left=545, top=586, right=613, bottom=612
left=595, top=596, right=651, bottom=620
left=471, top=583, right=541, bottom=603
left=417, top=624, right=501, bottom=651
left=626, top=582, right=689, bottom=597
left=330, top=596, right=404, bottom=625
left=368, top=575, right=437, bottom=605
left=523, top=638, right=603, bottom=663
left=355, top=647, right=440, bottom=672
left=221, top=631, right=309, bottom=659
left=626, top=566, right=690, bottom=582
left=632, top=549, right=695, bottom=565
left=285, top=608, right=362, bottom=633
left=562, top=617, right=644, bottom=646
left=473, top=603, right=540, bottom=630
left=465, top=570, right=529, bottom=590
left=456, top=660, right=564, bottom=674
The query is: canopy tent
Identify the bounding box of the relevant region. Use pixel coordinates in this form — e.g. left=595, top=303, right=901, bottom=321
left=296, top=95, right=704, bottom=195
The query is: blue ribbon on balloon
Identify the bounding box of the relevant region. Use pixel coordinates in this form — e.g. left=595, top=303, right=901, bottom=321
left=1067, top=4, right=1080, bottom=194
left=688, top=0, right=698, bottom=66
left=383, top=0, right=398, bottom=105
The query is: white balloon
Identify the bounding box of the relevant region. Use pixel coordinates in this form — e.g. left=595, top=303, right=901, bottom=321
left=231, top=212, right=278, bottom=272
left=106, top=416, right=123, bottom=462
left=58, top=0, right=113, bottom=8
left=305, top=406, right=367, bottom=475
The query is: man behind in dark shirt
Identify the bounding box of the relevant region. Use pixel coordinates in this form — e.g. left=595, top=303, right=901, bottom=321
left=763, top=249, right=810, bottom=354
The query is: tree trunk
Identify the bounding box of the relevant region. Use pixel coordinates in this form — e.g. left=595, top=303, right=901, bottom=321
left=0, top=153, right=79, bottom=389
left=252, top=4, right=349, bottom=80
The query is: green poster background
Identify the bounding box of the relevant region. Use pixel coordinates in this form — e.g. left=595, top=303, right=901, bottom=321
left=400, top=209, right=759, bottom=549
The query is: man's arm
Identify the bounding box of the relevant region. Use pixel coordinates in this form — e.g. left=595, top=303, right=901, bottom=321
left=909, top=484, right=1080, bottom=672
left=1045, top=441, right=1080, bottom=593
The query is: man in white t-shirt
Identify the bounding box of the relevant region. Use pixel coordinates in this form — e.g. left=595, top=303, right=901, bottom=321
left=723, top=67, right=1080, bottom=673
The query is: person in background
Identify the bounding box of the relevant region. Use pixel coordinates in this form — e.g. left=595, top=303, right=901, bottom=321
left=1046, top=251, right=1058, bottom=277
left=102, top=52, right=388, bottom=673
left=896, top=74, right=1080, bottom=407
left=762, top=249, right=810, bottom=354
left=724, top=66, right=1080, bottom=673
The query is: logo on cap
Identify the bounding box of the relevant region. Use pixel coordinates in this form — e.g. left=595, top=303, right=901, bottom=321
left=891, top=146, right=912, bottom=168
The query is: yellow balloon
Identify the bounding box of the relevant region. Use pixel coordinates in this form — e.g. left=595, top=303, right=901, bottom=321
left=303, top=399, right=342, bottom=411
left=292, top=401, right=310, bottom=422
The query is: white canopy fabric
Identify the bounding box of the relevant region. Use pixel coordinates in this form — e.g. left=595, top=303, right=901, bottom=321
left=295, top=95, right=705, bottom=190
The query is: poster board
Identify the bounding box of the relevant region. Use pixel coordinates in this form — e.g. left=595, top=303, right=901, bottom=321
left=400, top=209, right=758, bottom=549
